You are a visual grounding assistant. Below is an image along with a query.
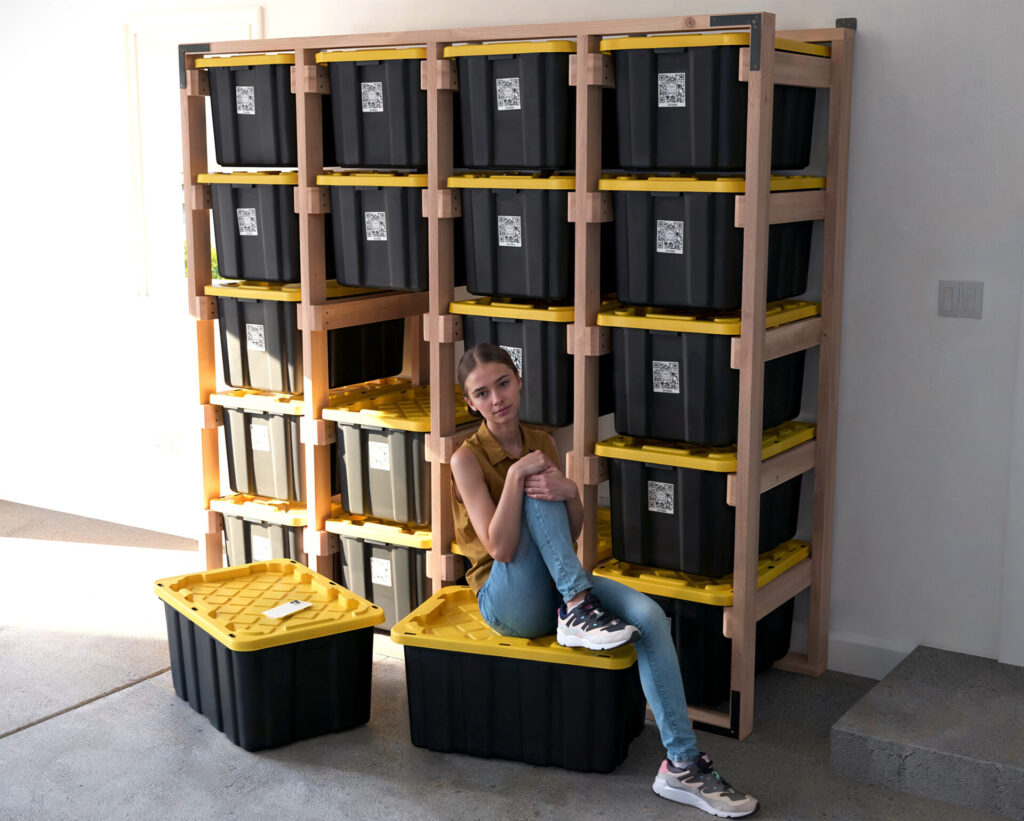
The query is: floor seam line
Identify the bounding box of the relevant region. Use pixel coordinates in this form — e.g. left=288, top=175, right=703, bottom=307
left=0, top=666, right=170, bottom=740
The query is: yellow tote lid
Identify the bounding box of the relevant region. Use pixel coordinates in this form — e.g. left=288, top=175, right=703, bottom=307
left=203, top=280, right=379, bottom=301
left=598, top=174, right=825, bottom=193
left=595, top=420, right=816, bottom=472
left=593, top=541, right=810, bottom=605
left=198, top=171, right=298, bottom=185
left=154, top=559, right=384, bottom=651
left=444, top=40, right=576, bottom=58
left=447, top=173, right=576, bottom=191
left=322, top=384, right=474, bottom=432
left=599, top=33, right=829, bottom=58
left=390, top=586, right=636, bottom=669
left=326, top=515, right=432, bottom=550
left=209, top=379, right=411, bottom=415
left=316, top=47, right=426, bottom=63
left=317, top=171, right=428, bottom=188
left=448, top=297, right=575, bottom=323
left=597, top=300, right=820, bottom=336
left=209, top=494, right=307, bottom=527
left=195, top=53, right=295, bottom=68
left=211, top=389, right=305, bottom=415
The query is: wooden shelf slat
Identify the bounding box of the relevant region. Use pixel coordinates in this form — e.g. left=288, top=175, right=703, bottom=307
left=734, top=188, right=826, bottom=227
left=299, top=290, right=429, bottom=331
left=725, top=439, right=816, bottom=506
left=731, top=316, right=822, bottom=368
left=739, top=47, right=831, bottom=88
left=722, top=558, right=813, bottom=639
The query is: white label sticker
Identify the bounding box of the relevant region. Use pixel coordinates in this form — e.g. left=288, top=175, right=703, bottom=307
left=250, top=533, right=272, bottom=562
left=496, top=76, right=521, bottom=111
left=497, top=215, right=522, bottom=247
left=236, top=85, right=256, bottom=115
left=658, top=72, right=686, bottom=108
left=236, top=207, right=258, bottom=237
left=364, top=211, right=388, bottom=241
left=369, top=440, right=391, bottom=470
left=656, top=219, right=684, bottom=255
left=501, top=345, right=523, bottom=377
left=245, top=323, right=266, bottom=352
left=648, top=481, right=675, bottom=514
left=361, top=81, right=384, bottom=112
left=263, top=599, right=312, bottom=619
left=652, top=360, right=680, bottom=394
left=371, top=556, right=393, bottom=587
left=250, top=421, right=271, bottom=452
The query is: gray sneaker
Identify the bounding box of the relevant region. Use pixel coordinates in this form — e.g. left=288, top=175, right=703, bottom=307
left=556, top=592, right=640, bottom=651
left=653, top=755, right=759, bottom=818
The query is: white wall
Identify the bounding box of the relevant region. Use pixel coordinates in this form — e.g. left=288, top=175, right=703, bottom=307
left=2, top=0, right=1022, bottom=678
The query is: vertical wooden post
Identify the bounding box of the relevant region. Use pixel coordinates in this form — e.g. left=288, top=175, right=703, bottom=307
left=425, top=40, right=458, bottom=592
left=295, top=48, right=335, bottom=579
left=181, top=53, right=222, bottom=570
left=570, top=34, right=604, bottom=571
left=730, top=13, right=775, bottom=740
left=808, top=27, right=855, bottom=674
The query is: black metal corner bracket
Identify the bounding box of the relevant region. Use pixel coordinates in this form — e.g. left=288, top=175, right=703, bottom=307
left=836, top=18, right=857, bottom=30
left=179, top=43, right=211, bottom=89
left=709, top=13, right=762, bottom=70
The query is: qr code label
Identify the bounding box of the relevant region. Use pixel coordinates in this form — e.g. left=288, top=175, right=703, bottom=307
left=236, top=85, right=256, bottom=115
left=371, top=556, right=393, bottom=587
left=364, top=211, right=388, bottom=241
left=249, top=421, right=271, bottom=452
left=250, top=533, right=272, bottom=562
left=361, top=81, right=384, bottom=112
left=648, top=481, right=675, bottom=515
left=496, top=77, right=521, bottom=111
left=652, top=360, right=680, bottom=394
left=245, top=323, right=266, bottom=352
left=497, top=215, right=522, bottom=247
left=501, top=345, right=523, bottom=376
left=369, top=440, right=390, bottom=471
left=656, top=219, right=684, bottom=255
left=236, top=208, right=258, bottom=237
left=657, top=72, right=686, bottom=108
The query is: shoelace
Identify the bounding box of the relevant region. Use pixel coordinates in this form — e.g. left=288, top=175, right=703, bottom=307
left=580, top=599, right=621, bottom=629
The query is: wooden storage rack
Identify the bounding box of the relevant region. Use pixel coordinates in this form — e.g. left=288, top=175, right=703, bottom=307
left=180, top=11, right=854, bottom=741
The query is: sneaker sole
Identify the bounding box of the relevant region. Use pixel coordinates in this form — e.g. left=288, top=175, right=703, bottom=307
left=556, top=629, right=639, bottom=652
left=652, top=778, right=759, bottom=818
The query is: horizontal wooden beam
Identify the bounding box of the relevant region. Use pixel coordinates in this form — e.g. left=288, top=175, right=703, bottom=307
left=722, top=558, right=812, bottom=639
left=726, top=439, right=816, bottom=506
left=774, top=650, right=825, bottom=676
left=188, top=184, right=211, bottom=211
left=569, top=53, right=614, bottom=88
left=199, top=14, right=771, bottom=56
left=421, top=59, right=458, bottom=91
left=289, top=63, right=329, bottom=95
left=423, top=313, right=463, bottom=343
left=304, top=528, right=338, bottom=557
left=426, top=428, right=474, bottom=464
left=422, top=188, right=461, bottom=219
left=567, top=191, right=613, bottom=223
left=735, top=189, right=826, bottom=227
left=739, top=47, right=830, bottom=88
left=295, top=186, right=330, bottom=215
left=192, top=295, right=218, bottom=321
left=566, top=325, right=610, bottom=356
left=300, top=418, right=336, bottom=446
left=426, top=550, right=464, bottom=582
left=299, top=291, right=429, bottom=331
left=566, top=452, right=608, bottom=486
left=200, top=403, right=223, bottom=429
left=777, top=27, right=848, bottom=44
left=184, top=68, right=209, bottom=97
left=206, top=509, right=224, bottom=533
left=687, top=705, right=733, bottom=730
left=730, top=316, right=822, bottom=368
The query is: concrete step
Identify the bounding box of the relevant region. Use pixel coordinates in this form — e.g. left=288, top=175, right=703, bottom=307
left=830, top=645, right=1024, bottom=819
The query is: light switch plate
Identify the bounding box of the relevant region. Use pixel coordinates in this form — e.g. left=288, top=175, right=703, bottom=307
left=960, top=281, right=984, bottom=319
left=939, top=280, right=961, bottom=317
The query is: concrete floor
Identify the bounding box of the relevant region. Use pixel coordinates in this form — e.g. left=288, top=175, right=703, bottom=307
left=0, top=501, right=1005, bottom=820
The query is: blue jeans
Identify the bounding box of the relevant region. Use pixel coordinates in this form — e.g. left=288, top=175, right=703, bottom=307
left=477, top=497, right=700, bottom=763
